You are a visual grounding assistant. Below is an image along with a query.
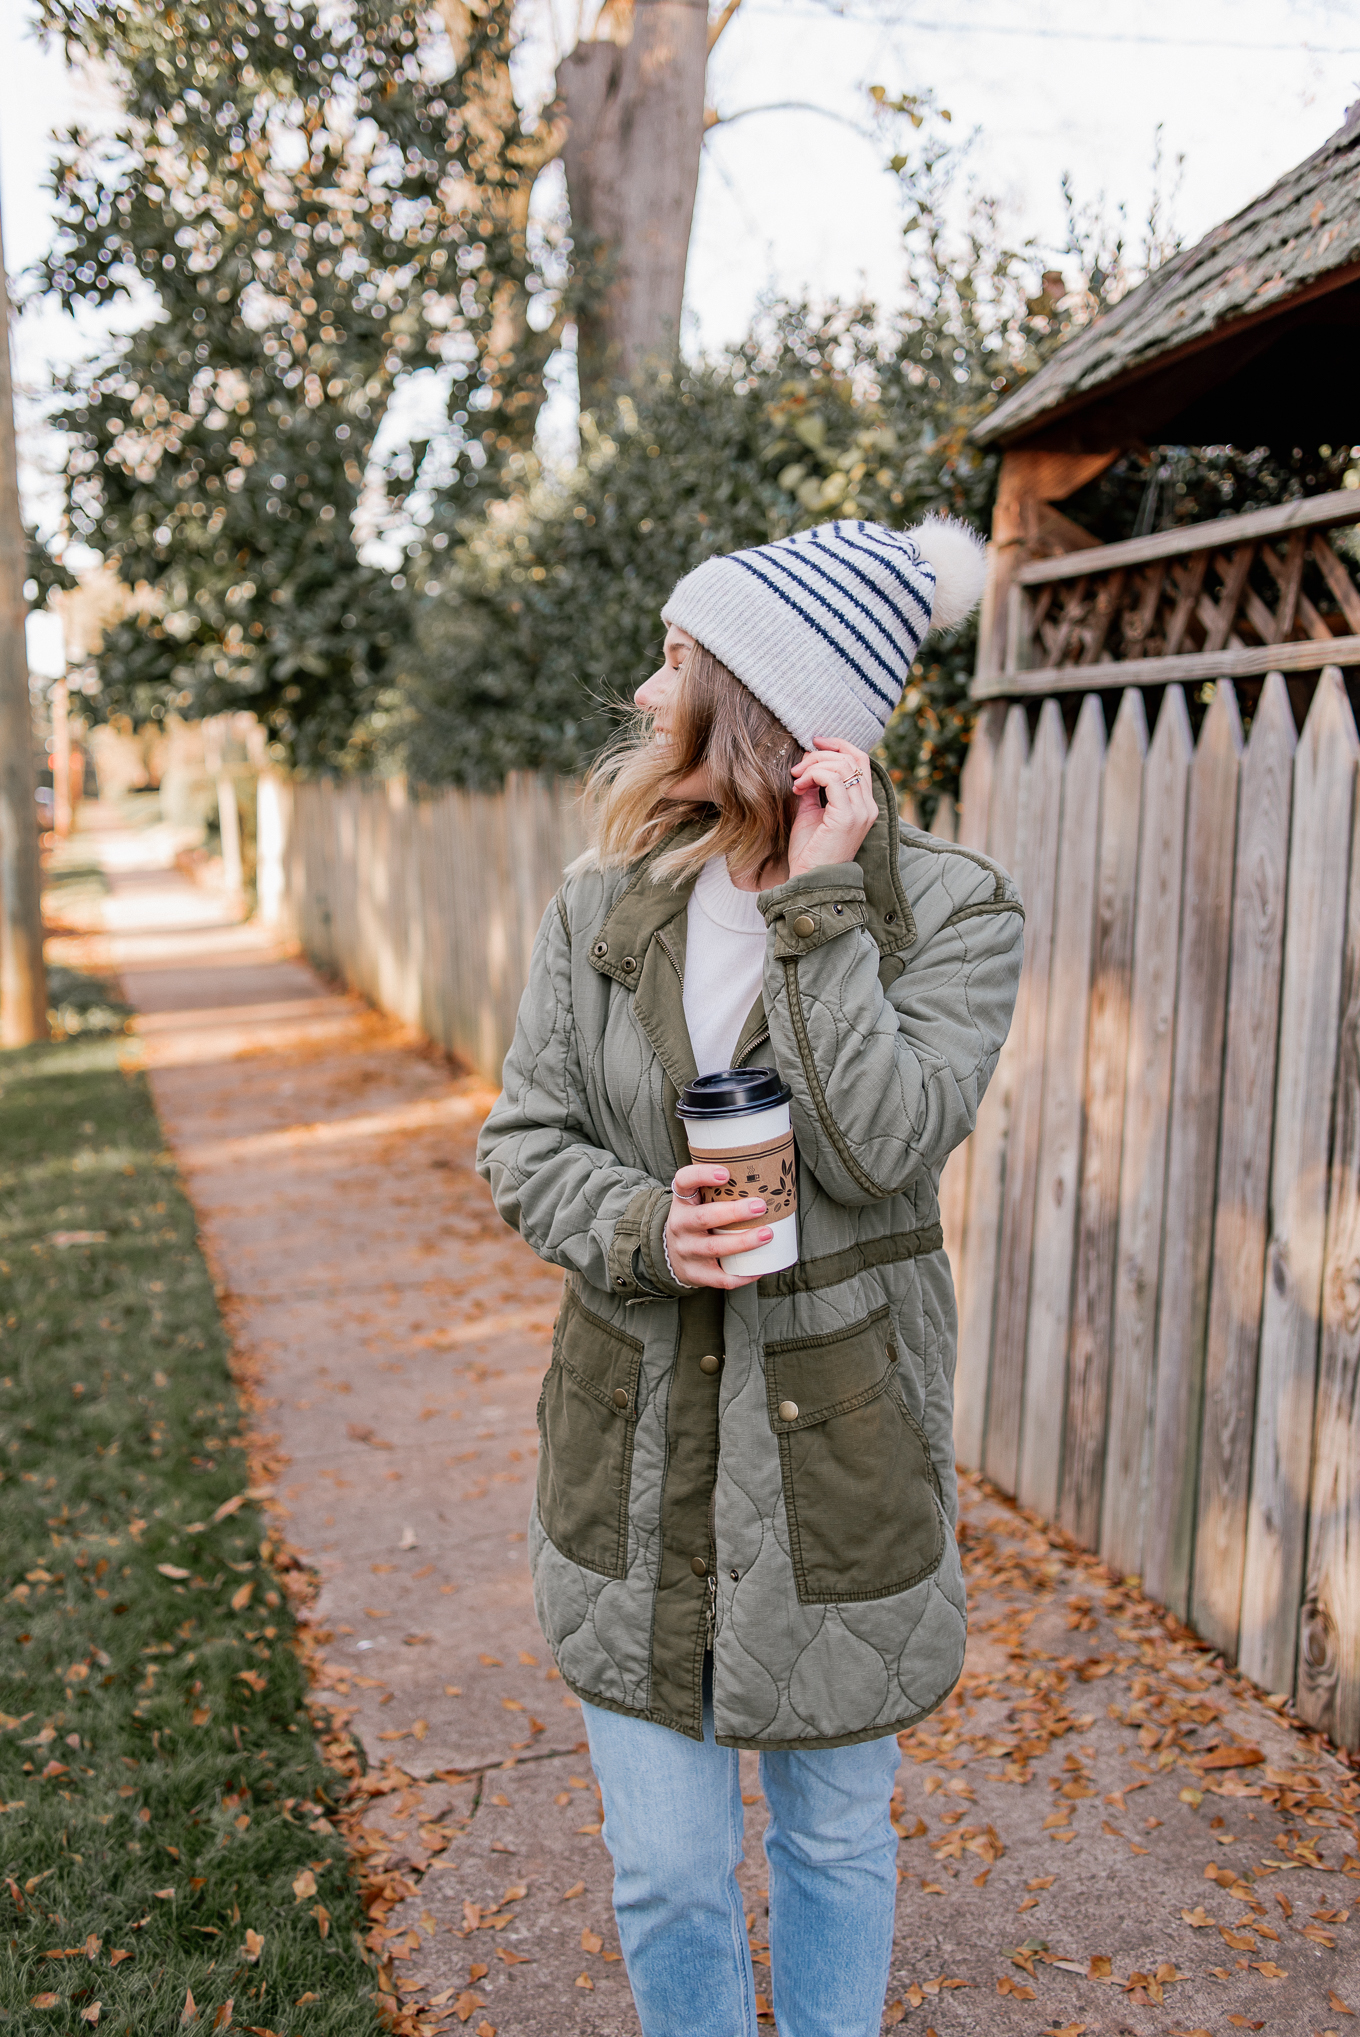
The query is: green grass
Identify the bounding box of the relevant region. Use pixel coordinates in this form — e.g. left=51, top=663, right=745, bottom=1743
left=0, top=1035, right=382, bottom=2035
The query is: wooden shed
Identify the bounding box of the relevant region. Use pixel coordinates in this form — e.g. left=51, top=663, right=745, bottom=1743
left=947, top=105, right=1360, bottom=1749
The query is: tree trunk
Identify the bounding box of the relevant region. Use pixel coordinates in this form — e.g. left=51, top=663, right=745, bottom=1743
left=557, top=0, right=709, bottom=412
left=0, top=190, right=45, bottom=1047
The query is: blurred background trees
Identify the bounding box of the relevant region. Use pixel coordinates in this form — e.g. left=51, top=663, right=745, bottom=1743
left=24, top=0, right=1351, bottom=810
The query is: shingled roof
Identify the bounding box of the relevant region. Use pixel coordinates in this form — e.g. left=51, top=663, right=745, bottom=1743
left=974, top=107, right=1360, bottom=450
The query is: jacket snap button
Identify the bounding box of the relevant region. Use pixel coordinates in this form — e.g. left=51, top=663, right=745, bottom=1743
left=592, top=940, right=608, bottom=957
left=778, top=1399, right=799, bottom=1422
left=699, top=1354, right=720, bottom=1375
left=612, top=1387, right=629, bottom=1409
left=730, top=1569, right=740, bottom=1582
left=833, top=903, right=844, bottom=915
left=792, top=914, right=815, bottom=937
left=690, top=1556, right=708, bottom=1577
left=622, top=955, right=637, bottom=972
left=885, top=910, right=897, bottom=924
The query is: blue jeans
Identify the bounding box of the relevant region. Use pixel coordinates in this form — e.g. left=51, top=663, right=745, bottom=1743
left=581, top=1680, right=900, bottom=2037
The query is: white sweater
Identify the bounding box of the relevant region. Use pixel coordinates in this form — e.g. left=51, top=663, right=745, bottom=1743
left=683, top=855, right=768, bottom=1076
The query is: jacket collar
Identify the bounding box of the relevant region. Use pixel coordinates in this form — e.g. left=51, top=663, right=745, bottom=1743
left=588, top=756, right=915, bottom=1009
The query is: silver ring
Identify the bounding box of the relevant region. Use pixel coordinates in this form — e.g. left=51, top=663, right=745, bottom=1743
left=844, top=771, right=863, bottom=789
left=672, top=1181, right=703, bottom=1204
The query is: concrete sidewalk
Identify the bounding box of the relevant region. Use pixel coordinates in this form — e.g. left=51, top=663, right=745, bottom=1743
left=51, top=808, right=1360, bottom=2037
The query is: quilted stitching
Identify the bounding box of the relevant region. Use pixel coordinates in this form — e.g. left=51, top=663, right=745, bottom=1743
left=478, top=808, right=1022, bottom=1749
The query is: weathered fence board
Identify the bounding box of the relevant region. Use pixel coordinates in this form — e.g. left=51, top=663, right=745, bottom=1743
left=1298, top=785, right=1360, bottom=1745
left=954, top=704, right=1028, bottom=1467
left=1101, top=686, right=1192, bottom=1578
left=1190, top=673, right=1295, bottom=1658
left=1240, top=669, right=1358, bottom=1697
left=1143, top=682, right=1243, bottom=1616
left=1061, top=688, right=1147, bottom=1548
left=986, top=699, right=1065, bottom=1493
left=1017, top=693, right=1104, bottom=1518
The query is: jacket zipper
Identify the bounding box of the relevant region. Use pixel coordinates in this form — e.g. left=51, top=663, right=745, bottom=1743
left=706, top=1570, right=717, bottom=1647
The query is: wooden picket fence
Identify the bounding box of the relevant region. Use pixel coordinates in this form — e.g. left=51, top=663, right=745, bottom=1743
left=947, top=665, right=1360, bottom=1750
left=263, top=677, right=1360, bottom=1750
left=259, top=771, right=586, bottom=1082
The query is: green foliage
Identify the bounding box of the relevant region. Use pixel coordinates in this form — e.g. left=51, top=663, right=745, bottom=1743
left=34, top=0, right=555, bottom=766
left=0, top=1030, right=379, bottom=2033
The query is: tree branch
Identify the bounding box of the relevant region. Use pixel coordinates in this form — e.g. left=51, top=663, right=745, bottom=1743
left=704, top=98, right=872, bottom=138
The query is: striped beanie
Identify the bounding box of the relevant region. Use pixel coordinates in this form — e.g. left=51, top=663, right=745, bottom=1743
left=661, top=517, right=988, bottom=754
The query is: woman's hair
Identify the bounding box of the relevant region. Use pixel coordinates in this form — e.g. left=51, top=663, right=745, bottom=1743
left=582, top=642, right=803, bottom=888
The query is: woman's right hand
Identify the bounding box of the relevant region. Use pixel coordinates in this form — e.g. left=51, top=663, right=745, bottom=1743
left=666, top=1164, right=772, bottom=1289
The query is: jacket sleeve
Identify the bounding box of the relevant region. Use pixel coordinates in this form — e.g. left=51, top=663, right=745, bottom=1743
left=475, top=896, right=689, bottom=1301
left=757, top=853, right=1023, bottom=1208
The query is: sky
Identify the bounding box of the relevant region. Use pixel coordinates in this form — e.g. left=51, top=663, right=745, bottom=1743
left=2, top=0, right=1357, bottom=570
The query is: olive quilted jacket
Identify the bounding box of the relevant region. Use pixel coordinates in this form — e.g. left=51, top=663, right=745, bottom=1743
left=476, top=762, right=1023, bottom=1750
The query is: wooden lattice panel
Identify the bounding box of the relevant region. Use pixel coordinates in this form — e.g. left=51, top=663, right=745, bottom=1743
left=982, top=487, right=1360, bottom=702
left=1025, top=529, right=1360, bottom=671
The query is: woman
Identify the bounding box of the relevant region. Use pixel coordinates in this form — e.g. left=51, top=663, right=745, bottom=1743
left=477, top=516, right=1023, bottom=2037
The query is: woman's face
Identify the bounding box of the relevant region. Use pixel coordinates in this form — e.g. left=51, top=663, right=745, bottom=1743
left=634, top=622, right=714, bottom=801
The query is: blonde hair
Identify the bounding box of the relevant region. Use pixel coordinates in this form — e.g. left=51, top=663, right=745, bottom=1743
left=582, top=643, right=803, bottom=888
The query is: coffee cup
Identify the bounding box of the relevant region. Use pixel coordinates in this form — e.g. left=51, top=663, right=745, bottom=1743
left=675, top=1067, right=799, bottom=1276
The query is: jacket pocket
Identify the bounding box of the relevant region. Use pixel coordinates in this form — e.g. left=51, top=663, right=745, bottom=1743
left=766, top=1304, right=944, bottom=1604
left=536, top=1284, right=643, bottom=1579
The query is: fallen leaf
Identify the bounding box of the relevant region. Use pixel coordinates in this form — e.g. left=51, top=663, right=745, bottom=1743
left=1088, top=1955, right=1112, bottom=1981
left=495, top=1948, right=530, bottom=1966
left=157, top=1565, right=190, bottom=1580
left=561, top=1881, right=585, bottom=1900
left=154, top=1888, right=175, bottom=1901
left=241, top=1929, right=263, bottom=1963
left=475, top=2024, right=496, bottom=2037
left=110, top=1951, right=132, bottom=1965
left=292, top=1870, right=317, bottom=1903
left=882, top=2005, right=905, bottom=2028
left=235, top=1670, right=267, bottom=1694
left=1017, top=1897, right=1039, bottom=1913
left=181, top=1987, right=199, bottom=2027
left=1182, top=1905, right=1214, bottom=1926
left=1028, top=1876, right=1056, bottom=1890
left=1303, top=1924, right=1337, bottom=1946
left=1329, top=1992, right=1356, bottom=2016
left=1042, top=2025, right=1087, bottom=2036
left=1249, top=1961, right=1287, bottom=1979
left=575, top=1974, right=594, bottom=1990
left=1220, top=1928, right=1256, bottom=1950
left=30, top=1995, right=59, bottom=2010
left=310, top=1904, right=329, bottom=1938
left=79, top=2008, right=102, bottom=2029
left=997, top=1976, right=1036, bottom=1999
left=479, top=1655, right=502, bottom=1667
left=468, top=1963, right=488, bottom=1983
left=452, top=1995, right=484, bottom=2023
left=212, top=2003, right=234, bottom=2030
left=1198, top=1745, right=1264, bottom=1770
left=581, top=1928, right=603, bottom=1953
left=231, top=1582, right=254, bottom=1612
left=191, top=1707, right=212, bottom=1727
left=1226, top=2020, right=1264, bottom=2031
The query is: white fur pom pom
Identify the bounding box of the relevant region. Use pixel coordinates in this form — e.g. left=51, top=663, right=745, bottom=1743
left=910, top=516, right=989, bottom=635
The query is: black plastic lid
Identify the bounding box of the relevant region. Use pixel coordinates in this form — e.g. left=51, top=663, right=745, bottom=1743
left=675, top=1067, right=792, bottom=1119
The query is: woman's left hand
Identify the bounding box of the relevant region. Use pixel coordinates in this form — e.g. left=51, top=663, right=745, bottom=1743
left=787, top=738, right=877, bottom=880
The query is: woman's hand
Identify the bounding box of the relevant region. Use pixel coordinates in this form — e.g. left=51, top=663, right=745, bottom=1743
left=787, top=738, right=877, bottom=880
left=665, top=1164, right=772, bottom=1289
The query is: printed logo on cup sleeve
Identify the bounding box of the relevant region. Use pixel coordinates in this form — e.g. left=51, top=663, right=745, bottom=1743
left=696, top=1130, right=797, bottom=1233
